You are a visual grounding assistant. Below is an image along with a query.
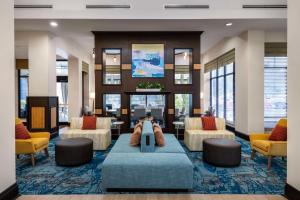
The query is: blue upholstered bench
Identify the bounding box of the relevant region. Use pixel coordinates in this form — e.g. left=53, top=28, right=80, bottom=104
left=102, top=121, right=193, bottom=191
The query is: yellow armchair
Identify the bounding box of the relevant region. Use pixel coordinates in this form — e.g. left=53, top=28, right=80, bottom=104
left=15, top=118, right=50, bottom=166
left=250, top=119, right=287, bottom=169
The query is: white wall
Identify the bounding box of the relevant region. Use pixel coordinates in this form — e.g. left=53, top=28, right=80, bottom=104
left=28, top=32, right=56, bottom=96
left=0, top=0, right=16, bottom=193
left=68, top=56, right=82, bottom=119
left=287, top=0, right=300, bottom=191
left=202, top=30, right=286, bottom=134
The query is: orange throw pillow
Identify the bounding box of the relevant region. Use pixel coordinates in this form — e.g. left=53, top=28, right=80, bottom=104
left=15, top=123, right=31, bottom=139
left=269, top=124, right=287, bottom=141
left=201, top=117, right=217, bottom=130
left=82, top=116, right=97, bottom=130
left=130, top=126, right=142, bottom=146
left=154, top=126, right=165, bottom=146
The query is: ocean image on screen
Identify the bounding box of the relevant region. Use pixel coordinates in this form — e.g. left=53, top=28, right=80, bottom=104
left=132, top=44, right=164, bottom=78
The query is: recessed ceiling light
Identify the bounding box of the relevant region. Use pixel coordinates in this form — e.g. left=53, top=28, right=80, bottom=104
left=226, top=22, right=233, bottom=27
left=50, top=21, right=58, bottom=27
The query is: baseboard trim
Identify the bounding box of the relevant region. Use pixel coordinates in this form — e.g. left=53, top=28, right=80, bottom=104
left=226, top=125, right=250, bottom=141
left=0, top=183, right=19, bottom=200
left=285, top=183, right=300, bottom=200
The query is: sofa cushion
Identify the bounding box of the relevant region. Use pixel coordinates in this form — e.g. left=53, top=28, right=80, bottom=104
left=252, top=140, right=271, bottom=152
left=269, top=124, right=287, bottom=141
left=15, top=123, right=31, bottom=139
left=31, top=138, right=49, bottom=150
left=201, top=117, right=217, bottom=130
left=82, top=116, right=97, bottom=130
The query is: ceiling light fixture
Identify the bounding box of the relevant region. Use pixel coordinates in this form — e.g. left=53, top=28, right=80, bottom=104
left=50, top=21, right=58, bottom=27
left=226, top=22, right=233, bottom=27
left=113, top=56, right=117, bottom=63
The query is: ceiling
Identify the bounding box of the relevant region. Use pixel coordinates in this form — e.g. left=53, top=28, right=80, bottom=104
left=15, top=18, right=287, bottom=56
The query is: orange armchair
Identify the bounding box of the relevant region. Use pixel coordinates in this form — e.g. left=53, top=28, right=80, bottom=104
left=249, top=119, right=287, bottom=169
left=15, top=118, right=50, bottom=166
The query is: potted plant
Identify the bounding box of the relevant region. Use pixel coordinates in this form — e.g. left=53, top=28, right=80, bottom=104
left=204, top=106, right=215, bottom=117
left=136, top=82, right=164, bottom=92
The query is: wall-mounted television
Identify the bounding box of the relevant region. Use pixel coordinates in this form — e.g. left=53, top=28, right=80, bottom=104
left=132, top=44, right=164, bottom=78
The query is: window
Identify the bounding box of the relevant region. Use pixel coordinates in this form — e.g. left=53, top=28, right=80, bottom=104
left=56, top=60, right=68, bottom=122
left=103, top=94, right=121, bottom=116
left=103, top=49, right=121, bottom=85
left=174, top=49, right=192, bottom=84
left=18, top=69, right=29, bottom=118
left=208, top=63, right=235, bottom=124
left=264, top=57, right=287, bottom=128
left=174, top=94, right=192, bottom=120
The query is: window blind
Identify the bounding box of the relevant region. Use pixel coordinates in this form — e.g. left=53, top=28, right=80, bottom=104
left=265, top=43, right=287, bottom=57
left=204, top=49, right=235, bottom=73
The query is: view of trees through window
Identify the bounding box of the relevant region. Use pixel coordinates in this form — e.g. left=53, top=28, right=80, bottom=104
left=175, top=94, right=192, bottom=120
left=56, top=61, right=68, bottom=122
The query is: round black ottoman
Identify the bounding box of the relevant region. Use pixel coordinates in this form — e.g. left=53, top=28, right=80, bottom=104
left=55, top=138, right=93, bottom=166
left=203, top=138, right=241, bottom=167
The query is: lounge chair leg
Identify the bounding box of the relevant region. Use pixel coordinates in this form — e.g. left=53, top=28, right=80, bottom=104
left=16, top=155, right=20, bottom=159
left=251, top=150, right=256, bottom=160
left=31, top=154, right=35, bottom=167
left=268, top=156, right=272, bottom=170
left=44, top=148, right=49, bottom=157
left=282, top=157, right=285, bottom=161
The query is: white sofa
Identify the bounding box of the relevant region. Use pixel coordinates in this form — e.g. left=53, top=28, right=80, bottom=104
left=184, top=117, right=235, bottom=151
left=60, top=117, right=111, bottom=150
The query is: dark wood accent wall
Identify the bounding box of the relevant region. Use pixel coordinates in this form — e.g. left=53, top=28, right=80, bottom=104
left=26, top=96, right=59, bottom=138
left=94, top=32, right=202, bottom=135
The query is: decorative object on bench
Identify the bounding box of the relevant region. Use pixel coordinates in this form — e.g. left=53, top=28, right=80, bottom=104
left=140, top=121, right=156, bottom=152
left=153, top=123, right=165, bottom=146
left=15, top=118, right=50, bottom=167
left=204, top=106, right=215, bottom=117
left=130, top=122, right=142, bottom=146
left=250, top=118, right=287, bottom=169
left=203, top=138, right=241, bottom=167
left=55, top=138, right=93, bottom=166
left=60, top=117, right=111, bottom=150
left=102, top=122, right=193, bottom=190
left=184, top=117, right=235, bottom=151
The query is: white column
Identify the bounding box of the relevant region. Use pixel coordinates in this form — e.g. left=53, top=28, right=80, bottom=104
left=28, top=32, right=56, bottom=96
left=246, top=30, right=265, bottom=133
left=287, top=0, right=300, bottom=191
left=0, top=0, right=16, bottom=192
left=68, top=56, right=82, bottom=120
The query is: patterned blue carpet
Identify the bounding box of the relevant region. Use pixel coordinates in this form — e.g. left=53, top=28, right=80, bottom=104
left=16, top=136, right=286, bottom=194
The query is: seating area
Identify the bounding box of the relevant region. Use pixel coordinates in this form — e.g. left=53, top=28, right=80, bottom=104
left=3, top=1, right=300, bottom=199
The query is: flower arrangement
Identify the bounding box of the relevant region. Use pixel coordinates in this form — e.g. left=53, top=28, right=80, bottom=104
left=136, top=82, right=164, bottom=91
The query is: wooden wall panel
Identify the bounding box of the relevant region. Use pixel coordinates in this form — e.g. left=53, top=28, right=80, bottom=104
left=94, top=31, right=202, bottom=133
left=31, top=107, right=45, bottom=129
left=51, top=107, right=57, bottom=128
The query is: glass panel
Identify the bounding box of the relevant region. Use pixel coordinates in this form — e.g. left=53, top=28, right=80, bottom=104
left=56, top=61, right=68, bottom=76
left=175, top=94, right=192, bottom=121
left=211, top=78, right=217, bottom=112
left=226, top=74, right=234, bottom=123
left=174, top=49, right=192, bottom=84
left=130, top=95, right=146, bottom=109
left=218, top=77, right=224, bottom=118
left=226, top=62, right=234, bottom=74
left=147, top=95, right=165, bottom=108
left=103, top=49, right=121, bottom=85
left=218, top=66, right=224, bottom=76
left=19, top=69, right=29, bottom=118
left=211, top=69, right=217, bottom=78
left=264, top=57, right=287, bottom=128
left=57, top=82, right=68, bottom=122
left=103, top=94, right=121, bottom=117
